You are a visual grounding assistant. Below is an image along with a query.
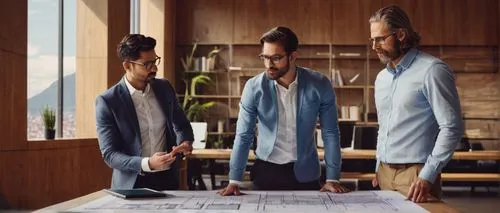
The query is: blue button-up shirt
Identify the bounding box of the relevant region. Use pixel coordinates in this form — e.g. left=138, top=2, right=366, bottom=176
left=374, top=48, right=463, bottom=183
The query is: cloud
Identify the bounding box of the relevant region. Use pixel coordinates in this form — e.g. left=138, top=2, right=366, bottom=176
left=28, top=9, right=39, bottom=15
left=28, top=54, right=75, bottom=98
left=28, top=43, right=40, bottom=56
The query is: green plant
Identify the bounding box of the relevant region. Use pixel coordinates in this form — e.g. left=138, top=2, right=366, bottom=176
left=41, top=105, right=56, bottom=130
left=180, top=43, right=198, bottom=71
left=182, top=74, right=215, bottom=121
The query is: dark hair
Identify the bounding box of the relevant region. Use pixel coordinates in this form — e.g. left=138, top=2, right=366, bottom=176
left=259, top=26, right=299, bottom=54
left=369, top=5, right=420, bottom=53
left=117, top=34, right=156, bottom=61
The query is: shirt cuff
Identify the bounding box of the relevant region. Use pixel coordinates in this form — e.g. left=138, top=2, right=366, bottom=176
left=141, top=157, right=170, bottom=173
left=229, top=180, right=243, bottom=186
left=141, top=157, right=152, bottom=172
left=326, top=179, right=339, bottom=183
left=418, top=164, right=438, bottom=184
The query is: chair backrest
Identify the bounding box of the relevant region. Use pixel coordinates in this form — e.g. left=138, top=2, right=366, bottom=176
left=190, top=122, right=208, bottom=149
left=351, top=125, right=378, bottom=150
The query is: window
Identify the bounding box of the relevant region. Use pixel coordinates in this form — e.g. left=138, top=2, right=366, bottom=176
left=27, top=0, right=76, bottom=139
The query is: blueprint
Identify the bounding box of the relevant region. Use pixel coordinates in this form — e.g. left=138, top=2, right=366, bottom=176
left=69, top=190, right=428, bottom=213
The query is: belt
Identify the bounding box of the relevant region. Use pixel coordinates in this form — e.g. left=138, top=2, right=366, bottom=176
left=383, top=162, right=422, bottom=169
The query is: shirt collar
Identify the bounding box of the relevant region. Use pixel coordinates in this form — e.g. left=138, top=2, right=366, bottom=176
left=386, top=48, right=418, bottom=74
left=274, top=70, right=298, bottom=90
left=124, top=75, right=151, bottom=95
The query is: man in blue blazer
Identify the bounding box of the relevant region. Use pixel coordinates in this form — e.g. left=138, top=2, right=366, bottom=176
left=96, top=34, right=194, bottom=190
left=219, top=27, right=349, bottom=195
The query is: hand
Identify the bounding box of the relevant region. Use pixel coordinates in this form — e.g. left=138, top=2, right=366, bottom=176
left=372, top=176, right=379, bottom=188
left=217, top=183, right=243, bottom=196
left=148, top=152, right=176, bottom=170
left=172, top=141, right=193, bottom=156
left=407, top=178, right=431, bottom=203
left=320, top=182, right=350, bottom=193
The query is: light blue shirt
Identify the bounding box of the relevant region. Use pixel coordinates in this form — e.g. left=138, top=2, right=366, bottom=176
left=374, top=48, right=463, bottom=183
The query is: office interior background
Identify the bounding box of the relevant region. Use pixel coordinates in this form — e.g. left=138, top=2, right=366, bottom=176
left=0, top=0, right=499, bottom=212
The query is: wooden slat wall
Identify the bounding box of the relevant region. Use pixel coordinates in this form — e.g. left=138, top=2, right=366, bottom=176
left=76, top=0, right=131, bottom=138
left=332, top=0, right=382, bottom=45
left=0, top=0, right=124, bottom=210
left=176, top=0, right=234, bottom=44
left=442, top=0, right=498, bottom=45
left=232, top=0, right=332, bottom=44
left=0, top=140, right=111, bottom=209
left=0, top=0, right=27, bottom=151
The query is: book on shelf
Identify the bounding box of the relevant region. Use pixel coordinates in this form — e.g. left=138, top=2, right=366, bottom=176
left=331, top=68, right=345, bottom=86
left=339, top=105, right=361, bottom=121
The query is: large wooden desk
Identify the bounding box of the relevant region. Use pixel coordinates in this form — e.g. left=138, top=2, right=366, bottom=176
left=181, top=149, right=500, bottom=189
left=34, top=190, right=460, bottom=213
left=188, top=149, right=500, bottom=160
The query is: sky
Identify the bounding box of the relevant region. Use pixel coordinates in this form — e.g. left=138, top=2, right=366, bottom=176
left=27, top=0, right=76, bottom=98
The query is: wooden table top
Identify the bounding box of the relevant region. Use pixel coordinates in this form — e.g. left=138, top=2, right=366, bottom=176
left=189, top=149, right=500, bottom=160
left=34, top=190, right=460, bottom=213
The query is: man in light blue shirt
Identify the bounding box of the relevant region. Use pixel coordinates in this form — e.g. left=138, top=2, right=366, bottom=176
left=369, top=5, right=463, bottom=203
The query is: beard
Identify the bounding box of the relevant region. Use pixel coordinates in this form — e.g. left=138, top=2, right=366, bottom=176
left=265, top=60, right=289, bottom=80
left=377, top=39, right=402, bottom=65
left=146, top=72, right=156, bottom=82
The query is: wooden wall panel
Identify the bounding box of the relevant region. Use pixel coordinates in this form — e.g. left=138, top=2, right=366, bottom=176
left=76, top=0, right=130, bottom=138
left=461, top=101, right=499, bottom=119
left=382, top=0, right=442, bottom=45
left=332, top=0, right=382, bottom=45
left=0, top=140, right=111, bottom=209
left=442, top=0, right=498, bottom=45
left=464, top=120, right=499, bottom=138
left=0, top=0, right=27, bottom=151
left=234, top=0, right=332, bottom=44
left=456, top=74, right=499, bottom=102
left=107, top=0, right=132, bottom=86
left=176, top=0, right=234, bottom=44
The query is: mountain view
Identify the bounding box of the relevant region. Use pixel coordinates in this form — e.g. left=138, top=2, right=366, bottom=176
left=27, top=74, right=76, bottom=139
left=27, top=0, right=76, bottom=139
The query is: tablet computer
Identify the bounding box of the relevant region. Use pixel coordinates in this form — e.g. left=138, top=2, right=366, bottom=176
left=104, top=188, right=169, bottom=199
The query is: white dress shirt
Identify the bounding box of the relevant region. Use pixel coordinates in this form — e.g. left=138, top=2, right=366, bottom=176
left=267, top=78, right=298, bottom=164
left=124, top=77, right=168, bottom=172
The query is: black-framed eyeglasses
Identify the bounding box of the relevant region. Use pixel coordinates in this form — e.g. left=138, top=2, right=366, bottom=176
left=258, top=54, right=287, bottom=64
left=129, top=56, right=161, bottom=70
left=368, top=32, right=396, bottom=45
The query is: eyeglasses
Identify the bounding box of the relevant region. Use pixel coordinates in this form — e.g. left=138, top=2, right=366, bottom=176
left=258, top=54, right=287, bottom=64
left=368, top=32, right=396, bottom=45
left=129, top=56, right=161, bottom=70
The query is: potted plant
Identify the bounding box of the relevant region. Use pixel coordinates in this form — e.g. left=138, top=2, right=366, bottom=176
left=182, top=74, right=215, bottom=121
left=41, top=105, right=56, bottom=139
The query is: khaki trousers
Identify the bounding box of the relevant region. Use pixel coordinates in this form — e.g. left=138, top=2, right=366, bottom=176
left=377, top=163, right=442, bottom=200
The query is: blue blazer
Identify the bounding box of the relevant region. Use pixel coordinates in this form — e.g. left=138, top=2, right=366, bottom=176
left=95, top=78, right=194, bottom=189
left=229, top=67, right=342, bottom=182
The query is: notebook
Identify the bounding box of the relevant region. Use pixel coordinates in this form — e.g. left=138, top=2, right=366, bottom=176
left=104, top=188, right=169, bottom=199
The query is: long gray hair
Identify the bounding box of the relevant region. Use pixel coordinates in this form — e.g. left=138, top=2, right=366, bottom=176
left=369, top=5, right=421, bottom=53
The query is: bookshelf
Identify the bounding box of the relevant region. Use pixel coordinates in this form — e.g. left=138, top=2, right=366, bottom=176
left=175, top=44, right=500, bottom=148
